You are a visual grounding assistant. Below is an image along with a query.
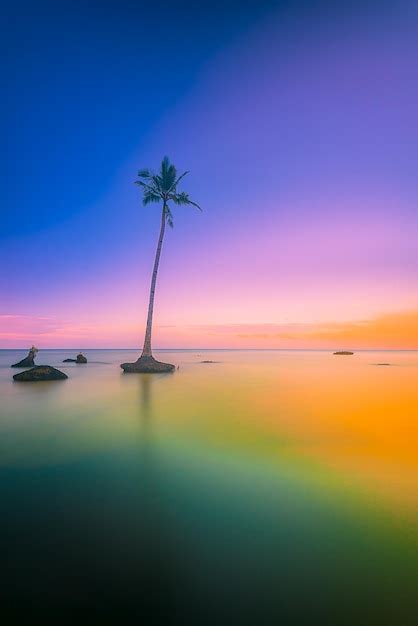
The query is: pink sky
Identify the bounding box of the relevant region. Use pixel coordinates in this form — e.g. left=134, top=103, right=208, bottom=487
left=3, top=6, right=418, bottom=349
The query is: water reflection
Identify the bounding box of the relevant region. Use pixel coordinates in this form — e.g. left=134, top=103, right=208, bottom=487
left=1, top=350, right=418, bottom=623
left=135, top=373, right=179, bottom=621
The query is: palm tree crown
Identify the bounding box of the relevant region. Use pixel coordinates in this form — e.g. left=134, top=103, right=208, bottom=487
left=135, top=155, right=201, bottom=226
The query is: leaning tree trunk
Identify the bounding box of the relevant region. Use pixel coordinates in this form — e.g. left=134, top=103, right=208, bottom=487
left=121, top=203, right=175, bottom=372
left=140, top=203, right=167, bottom=359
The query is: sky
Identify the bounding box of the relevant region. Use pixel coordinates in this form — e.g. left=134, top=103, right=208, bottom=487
left=2, top=0, right=418, bottom=349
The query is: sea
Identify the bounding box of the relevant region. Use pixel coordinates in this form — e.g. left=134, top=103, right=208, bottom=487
left=1, top=348, right=418, bottom=623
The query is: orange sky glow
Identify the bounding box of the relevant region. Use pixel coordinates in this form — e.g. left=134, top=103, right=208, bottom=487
left=1, top=309, right=418, bottom=350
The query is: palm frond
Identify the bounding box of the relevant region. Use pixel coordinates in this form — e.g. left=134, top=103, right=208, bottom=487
left=135, top=179, right=162, bottom=196
left=169, top=191, right=202, bottom=211
left=187, top=199, right=202, bottom=211
left=143, top=191, right=161, bottom=205
left=137, top=168, right=153, bottom=179
left=161, top=156, right=171, bottom=179
left=168, top=170, right=189, bottom=193
left=160, top=156, right=177, bottom=192
left=151, top=174, right=163, bottom=192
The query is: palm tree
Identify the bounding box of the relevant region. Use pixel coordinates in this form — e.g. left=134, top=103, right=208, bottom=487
left=121, top=156, right=201, bottom=373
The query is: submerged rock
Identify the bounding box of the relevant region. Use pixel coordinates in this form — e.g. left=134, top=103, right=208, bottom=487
left=11, top=346, right=38, bottom=368
left=121, top=355, right=175, bottom=373
left=333, top=351, right=354, bottom=355
left=13, top=365, right=68, bottom=382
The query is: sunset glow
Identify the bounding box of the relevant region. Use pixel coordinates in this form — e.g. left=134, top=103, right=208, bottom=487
left=3, top=2, right=418, bottom=349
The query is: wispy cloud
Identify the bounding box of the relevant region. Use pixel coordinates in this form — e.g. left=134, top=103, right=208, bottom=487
left=193, top=311, right=418, bottom=349
left=0, top=314, right=69, bottom=339
left=2, top=310, right=418, bottom=349
left=0, top=314, right=139, bottom=347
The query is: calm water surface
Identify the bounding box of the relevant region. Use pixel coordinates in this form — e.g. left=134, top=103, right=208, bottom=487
left=1, top=349, right=418, bottom=623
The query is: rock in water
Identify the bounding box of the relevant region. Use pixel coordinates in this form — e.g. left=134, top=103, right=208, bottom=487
left=121, top=355, right=175, bottom=373
left=12, top=355, right=35, bottom=368
left=333, top=351, right=354, bottom=355
left=11, top=346, right=38, bottom=368
left=63, top=353, right=87, bottom=363
left=13, top=366, right=68, bottom=382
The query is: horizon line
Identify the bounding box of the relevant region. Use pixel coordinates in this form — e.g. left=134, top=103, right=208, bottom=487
left=2, top=347, right=418, bottom=352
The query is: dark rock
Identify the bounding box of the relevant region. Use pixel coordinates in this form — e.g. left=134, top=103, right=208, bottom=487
left=121, top=355, right=175, bottom=373
left=200, top=360, right=219, bottom=363
left=63, top=353, right=87, bottom=363
left=333, top=351, right=354, bottom=355
left=12, top=356, right=35, bottom=368
left=11, top=346, right=38, bottom=368
left=375, top=363, right=392, bottom=366
left=13, top=366, right=68, bottom=382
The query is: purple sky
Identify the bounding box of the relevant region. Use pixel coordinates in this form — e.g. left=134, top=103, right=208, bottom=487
left=2, top=2, right=418, bottom=348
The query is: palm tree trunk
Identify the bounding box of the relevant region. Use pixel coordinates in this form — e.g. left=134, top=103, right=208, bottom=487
left=140, top=203, right=166, bottom=358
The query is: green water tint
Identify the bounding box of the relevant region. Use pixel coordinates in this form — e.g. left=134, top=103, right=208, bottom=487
left=1, top=349, right=418, bottom=623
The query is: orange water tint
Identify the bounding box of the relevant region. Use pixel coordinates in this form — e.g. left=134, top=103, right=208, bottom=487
left=246, top=351, right=418, bottom=512
left=2, top=349, right=417, bottom=525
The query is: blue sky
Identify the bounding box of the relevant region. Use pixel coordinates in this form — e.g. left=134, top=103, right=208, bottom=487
left=2, top=1, right=281, bottom=237
left=3, top=0, right=418, bottom=349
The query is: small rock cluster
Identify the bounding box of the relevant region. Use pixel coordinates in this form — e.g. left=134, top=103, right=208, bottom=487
left=11, top=348, right=87, bottom=382
left=63, top=353, right=87, bottom=364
